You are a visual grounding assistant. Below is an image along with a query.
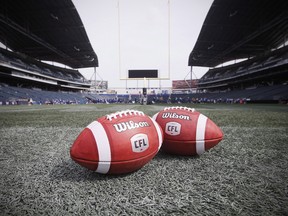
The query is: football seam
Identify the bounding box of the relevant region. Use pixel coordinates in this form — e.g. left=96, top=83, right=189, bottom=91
left=164, top=137, right=223, bottom=142
left=70, top=149, right=159, bottom=163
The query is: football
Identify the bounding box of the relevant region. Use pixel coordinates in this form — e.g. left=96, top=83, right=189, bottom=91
left=152, top=106, right=223, bottom=156
left=70, top=110, right=163, bottom=174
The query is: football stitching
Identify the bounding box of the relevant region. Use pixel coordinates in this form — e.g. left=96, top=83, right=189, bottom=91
left=164, top=106, right=195, bottom=112
left=106, top=110, right=145, bottom=121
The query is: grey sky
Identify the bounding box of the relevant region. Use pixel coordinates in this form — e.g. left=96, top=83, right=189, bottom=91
left=73, top=0, right=213, bottom=88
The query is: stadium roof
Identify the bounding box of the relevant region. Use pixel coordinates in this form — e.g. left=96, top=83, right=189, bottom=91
left=0, top=0, right=98, bottom=68
left=188, top=0, right=288, bottom=68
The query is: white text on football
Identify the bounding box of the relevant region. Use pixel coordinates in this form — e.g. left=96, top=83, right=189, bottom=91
left=161, top=112, right=190, bottom=120
left=165, top=122, right=181, bottom=136
left=131, top=134, right=149, bottom=153
left=113, top=121, right=150, bottom=133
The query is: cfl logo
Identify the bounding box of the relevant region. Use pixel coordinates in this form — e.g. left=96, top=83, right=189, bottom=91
left=131, top=134, right=149, bottom=153
left=165, top=122, right=181, bottom=136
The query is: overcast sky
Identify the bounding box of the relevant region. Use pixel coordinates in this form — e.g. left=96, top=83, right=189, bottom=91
left=72, top=0, right=213, bottom=88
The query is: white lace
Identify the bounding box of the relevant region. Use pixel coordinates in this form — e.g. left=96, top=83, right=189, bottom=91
left=164, top=106, right=195, bottom=112
left=106, top=110, right=145, bottom=121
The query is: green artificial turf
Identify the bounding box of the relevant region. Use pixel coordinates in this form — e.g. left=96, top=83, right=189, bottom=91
left=0, top=103, right=287, bottom=215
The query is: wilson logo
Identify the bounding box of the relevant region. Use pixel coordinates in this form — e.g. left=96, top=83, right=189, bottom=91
left=113, top=121, right=150, bottom=133
left=162, top=112, right=190, bottom=120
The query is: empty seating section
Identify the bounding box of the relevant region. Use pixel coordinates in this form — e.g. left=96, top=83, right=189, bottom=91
left=1, top=85, right=287, bottom=105
left=1, top=82, right=287, bottom=105
left=0, top=84, right=88, bottom=105
left=166, top=85, right=287, bottom=104
left=0, top=48, right=85, bottom=83
left=199, top=46, right=288, bottom=84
